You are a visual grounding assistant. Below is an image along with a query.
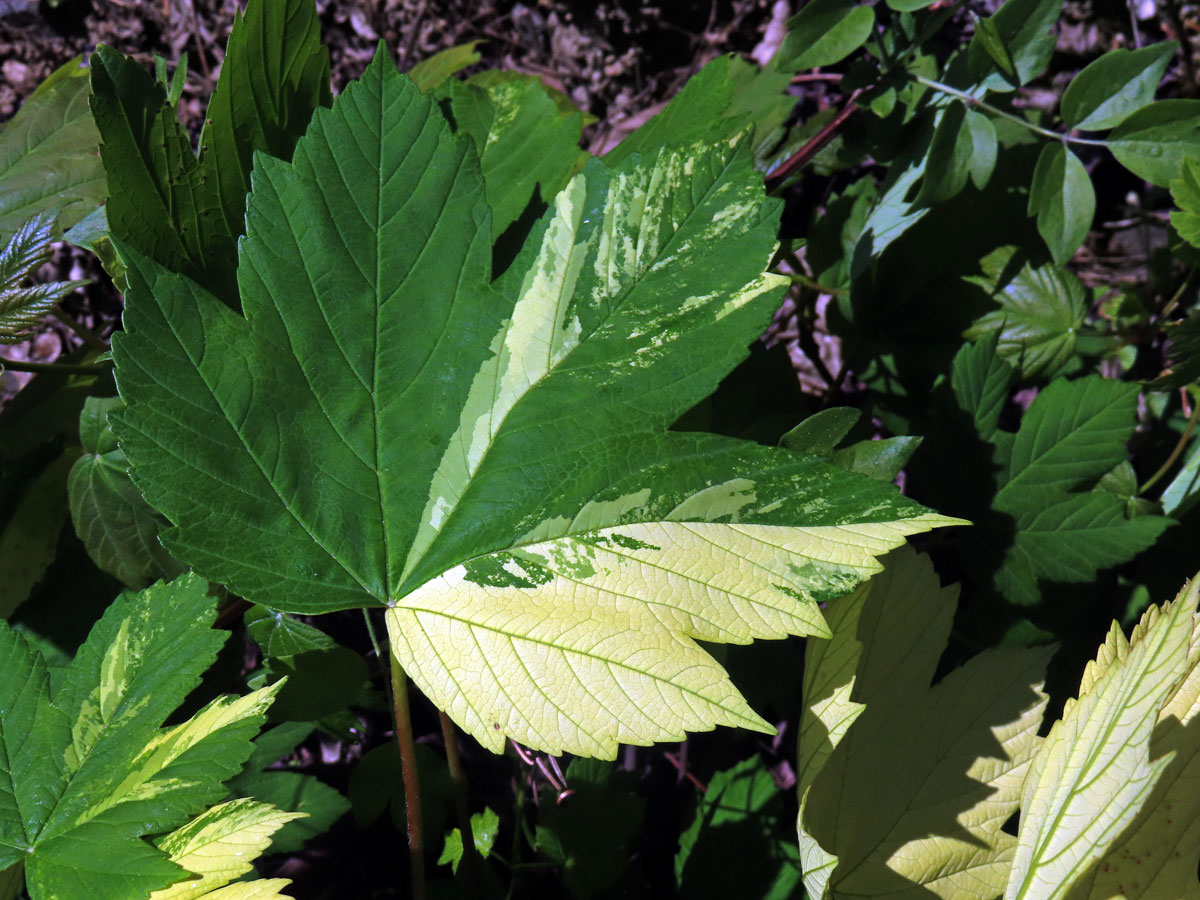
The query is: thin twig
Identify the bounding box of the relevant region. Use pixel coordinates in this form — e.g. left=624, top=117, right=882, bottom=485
left=1140, top=393, right=1200, bottom=495
left=0, top=357, right=109, bottom=375
left=765, top=89, right=864, bottom=189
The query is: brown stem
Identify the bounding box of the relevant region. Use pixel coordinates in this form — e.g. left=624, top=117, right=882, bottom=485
left=440, top=710, right=480, bottom=877
left=390, top=656, right=426, bottom=900
left=765, top=89, right=863, bottom=190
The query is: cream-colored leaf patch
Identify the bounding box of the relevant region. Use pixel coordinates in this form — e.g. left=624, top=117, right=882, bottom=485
left=389, top=515, right=951, bottom=758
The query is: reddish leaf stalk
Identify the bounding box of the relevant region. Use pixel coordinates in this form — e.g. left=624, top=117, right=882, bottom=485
left=765, top=89, right=864, bottom=190
left=390, top=656, right=426, bottom=900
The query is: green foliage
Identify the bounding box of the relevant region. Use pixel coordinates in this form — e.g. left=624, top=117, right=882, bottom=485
left=0, top=214, right=88, bottom=344
left=111, top=45, right=955, bottom=759
left=68, top=396, right=182, bottom=587
left=0, top=575, right=281, bottom=900
left=0, top=56, right=105, bottom=237
left=948, top=337, right=1172, bottom=605
left=438, top=807, right=500, bottom=873
left=88, top=0, right=329, bottom=307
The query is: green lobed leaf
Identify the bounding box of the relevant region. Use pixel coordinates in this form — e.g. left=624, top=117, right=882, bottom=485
left=1004, top=584, right=1197, bottom=900
left=90, top=0, right=329, bottom=308
left=113, top=47, right=960, bottom=758
left=0, top=56, right=105, bottom=236
left=1, top=575, right=283, bottom=900
left=1060, top=43, right=1177, bottom=131
left=437, top=807, right=500, bottom=874
left=1027, top=143, right=1094, bottom=266
left=443, top=72, right=583, bottom=240
left=962, top=246, right=1088, bottom=379
left=68, top=396, right=183, bottom=587
left=1107, top=100, right=1200, bottom=187
left=776, top=0, right=875, bottom=72
left=148, top=798, right=302, bottom=900
left=990, top=377, right=1173, bottom=604
left=798, top=547, right=1052, bottom=900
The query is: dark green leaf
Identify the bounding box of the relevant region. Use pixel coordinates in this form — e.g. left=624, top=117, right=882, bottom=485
left=917, top=102, right=975, bottom=206
left=90, top=0, right=330, bottom=308
left=965, top=110, right=998, bottom=189
left=778, top=0, right=875, bottom=71
left=1028, top=143, right=1094, bottom=265
left=263, top=647, right=369, bottom=722
left=969, top=0, right=1062, bottom=87
left=0, top=449, right=77, bottom=619
left=779, top=407, right=860, bottom=454
left=1169, top=157, right=1200, bottom=247
left=1060, top=43, right=1176, bottom=131
left=971, top=16, right=1016, bottom=78
left=963, top=247, right=1088, bottom=379
left=833, top=436, right=921, bottom=482
left=952, top=331, right=1013, bottom=443
left=67, top=396, right=182, bottom=588
left=1149, top=309, right=1200, bottom=390
left=1107, top=100, right=1200, bottom=187
left=675, top=756, right=802, bottom=900
left=0, top=56, right=104, bottom=236
left=245, top=605, right=336, bottom=659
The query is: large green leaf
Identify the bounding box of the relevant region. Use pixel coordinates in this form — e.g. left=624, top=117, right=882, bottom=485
left=1107, top=100, right=1200, bottom=188
left=962, top=247, right=1087, bottom=379
left=0, top=56, right=104, bottom=237
left=797, top=547, right=1051, bottom=900
left=112, top=48, right=959, bottom=759
left=90, top=0, right=329, bottom=307
left=1004, top=582, right=1197, bottom=900
left=0, top=575, right=281, bottom=900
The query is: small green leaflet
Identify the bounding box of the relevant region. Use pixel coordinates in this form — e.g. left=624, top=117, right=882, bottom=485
left=112, top=47, right=959, bottom=760
left=0, top=575, right=280, bottom=900
left=438, top=807, right=500, bottom=874
left=797, top=547, right=1051, bottom=900
left=1028, top=143, right=1094, bottom=266
left=962, top=246, right=1087, bottom=379
left=0, top=214, right=88, bottom=345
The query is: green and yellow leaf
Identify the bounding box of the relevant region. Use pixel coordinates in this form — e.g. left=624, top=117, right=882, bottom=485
left=112, top=47, right=961, bottom=760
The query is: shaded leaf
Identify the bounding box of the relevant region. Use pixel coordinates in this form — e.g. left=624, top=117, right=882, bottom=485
left=963, top=247, right=1088, bottom=379
left=444, top=71, right=583, bottom=240
left=0, top=56, right=104, bottom=236
left=1028, top=143, right=1094, bottom=266
left=68, top=396, right=182, bottom=587
left=1107, top=100, right=1200, bottom=187
left=1149, top=309, right=1200, bottom=390
left=798, top=547, right=1052, bottom=900
left=778, top=0, right=875, bottom=71
left=0, top=214, right=88, bottom=344
left=969, top=0, right=1062, bottom=87
left=408, top=41, right=482, bottom=92
left=0, top=449, right=77, bottom=618
left=1170, top=157, right=1200, bottom=247
left=1061, top=43, right=1177, bottom=131
left=917, top=102, right=975, bottom=206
